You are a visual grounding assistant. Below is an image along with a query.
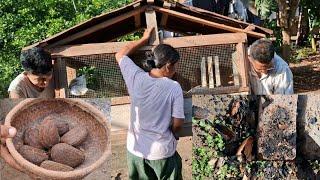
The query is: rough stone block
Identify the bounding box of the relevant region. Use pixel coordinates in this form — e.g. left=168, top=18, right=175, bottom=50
left=257, top=95, right=298, bottom=160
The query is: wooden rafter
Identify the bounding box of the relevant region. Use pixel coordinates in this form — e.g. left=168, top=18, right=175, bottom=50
left=153, top=6, right=266, bottom=38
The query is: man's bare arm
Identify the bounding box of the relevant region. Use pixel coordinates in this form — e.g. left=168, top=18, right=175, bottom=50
left=115, top=28, right=154, bottom=64
left=172, top=117, right=184, bottom=134
left=9, top=91, right=23, bottom=99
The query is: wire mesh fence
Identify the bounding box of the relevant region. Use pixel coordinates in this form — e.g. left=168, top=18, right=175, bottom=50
left=62, top=43, right=240, bottom=98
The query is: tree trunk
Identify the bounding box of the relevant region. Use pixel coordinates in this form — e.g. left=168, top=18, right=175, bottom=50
left=277, top=0, right=300, bottom=60
left=282, top=29, right=291, bottom=60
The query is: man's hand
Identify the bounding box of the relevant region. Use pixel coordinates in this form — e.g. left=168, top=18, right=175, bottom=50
left=1, top=125, right=16, bottom=141
left=0, top=125, right=23, bottom=171
left=142, top=27, right=155, bottom=40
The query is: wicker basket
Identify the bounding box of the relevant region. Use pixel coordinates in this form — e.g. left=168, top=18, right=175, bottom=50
left=5, top=98, right=111, bottom=179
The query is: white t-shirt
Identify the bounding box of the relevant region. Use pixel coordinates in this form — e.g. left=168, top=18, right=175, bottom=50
left=250, top=54, right=294, bottom=95
left=8, top=72, right=55, bottom=98
left=119, top=56, right=185, bottom=160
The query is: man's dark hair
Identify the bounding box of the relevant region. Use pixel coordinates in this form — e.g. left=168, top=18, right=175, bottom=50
left=249, top=39, right=275, bottom=64
left=20, top=47, right=52, bottom=75
left=143, top=44, right=180, bottom=72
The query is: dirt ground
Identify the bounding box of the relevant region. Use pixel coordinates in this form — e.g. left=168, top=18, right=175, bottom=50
left=290, top=55, right=320, bottom=93
left=110, top=130, right=192, bottom=180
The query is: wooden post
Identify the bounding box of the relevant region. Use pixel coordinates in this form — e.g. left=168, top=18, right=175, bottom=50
left=134, top=14, right=141, bottom=28
left=295, top=10, right=302, bottom=46
left=214, top=56, right=221, bottom=87
left=311, top=37, right=317, bottom=52
left=145, top=7, right=160, bottom=45
left=201, top=57, right=207, bottom=87
left=207, top=56, right=214, bottom=88
left=66, top=66, right=77, bottom=86
left=236, top=42, right=249, bottom=88
left=160, top=14, right=168, bottom=27
left=232, top=53, right=240, bottom=86
left=53, top=57, right=67, bottom=98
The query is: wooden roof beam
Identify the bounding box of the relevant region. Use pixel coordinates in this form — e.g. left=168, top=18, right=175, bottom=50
left=153, top=6, right=266, bottom=38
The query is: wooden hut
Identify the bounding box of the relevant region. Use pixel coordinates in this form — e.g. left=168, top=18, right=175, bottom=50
left=24, top=0, right=272, bottom=101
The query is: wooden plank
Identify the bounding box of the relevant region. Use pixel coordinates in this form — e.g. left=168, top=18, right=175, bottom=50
left=47, top=7, right=146, bottom=48
left=214, top=56, right=221, bottom=87
left=50, top=42, right=153, bottom=57
left=236, top=42, right=249, bottom=88
left=49, top=33, right=247, bottom=57
left=153, top=6, right=266, bottom=38
left=53, top=58, right=67, bottom=98
left=207, top=56, right=214, bottom=88
left=111, top=96, right=131, bottom=106
left=147, top=0, right=154, bottom=4
left=145, top=8, right=160, bottom=45
left=163, top=33, right=247, bottom=48
left=201, top=57, right=207, bottom=87
left=191, top=86, right=250, bottom=95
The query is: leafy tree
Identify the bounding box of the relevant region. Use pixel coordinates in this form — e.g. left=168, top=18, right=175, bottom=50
left=0, top=0, right=132, bottom=98
left=301, top=0, right=320, bottom=30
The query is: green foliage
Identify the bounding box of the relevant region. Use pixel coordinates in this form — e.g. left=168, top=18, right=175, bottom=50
left=217, top=163, right=240, bottom=179
left=254, top=0, right=277, bottom=19
left=291, top=47, right=317, bottom=63
left=117, top=31, right=143, bottom=42
left=192, top=118, right=229, bottom=179
left=192, top=118, right=226, bottom=152
left=192, top=147, right=215, bottom=179
left=0, top=0, right=132, bottom=98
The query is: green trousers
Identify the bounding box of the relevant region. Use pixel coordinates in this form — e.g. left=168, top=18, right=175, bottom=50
left=127, top=151, right=183, bottom=180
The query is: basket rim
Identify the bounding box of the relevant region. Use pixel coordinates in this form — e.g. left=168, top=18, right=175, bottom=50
left=5, top=98, right=111, bottom=179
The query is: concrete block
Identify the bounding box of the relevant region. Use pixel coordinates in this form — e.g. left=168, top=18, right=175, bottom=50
left=297, top=94, right=320, bottom=160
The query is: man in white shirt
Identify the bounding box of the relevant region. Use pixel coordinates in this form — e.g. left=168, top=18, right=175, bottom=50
left=248, top=39, right=294, bottom=95
left=115, top=28, right=185, bottom=179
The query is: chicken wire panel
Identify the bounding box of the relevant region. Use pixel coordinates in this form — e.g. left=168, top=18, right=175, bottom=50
left=62, top=43, right=239, bottom=98
left=63, top=54, right=127, bottom=98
